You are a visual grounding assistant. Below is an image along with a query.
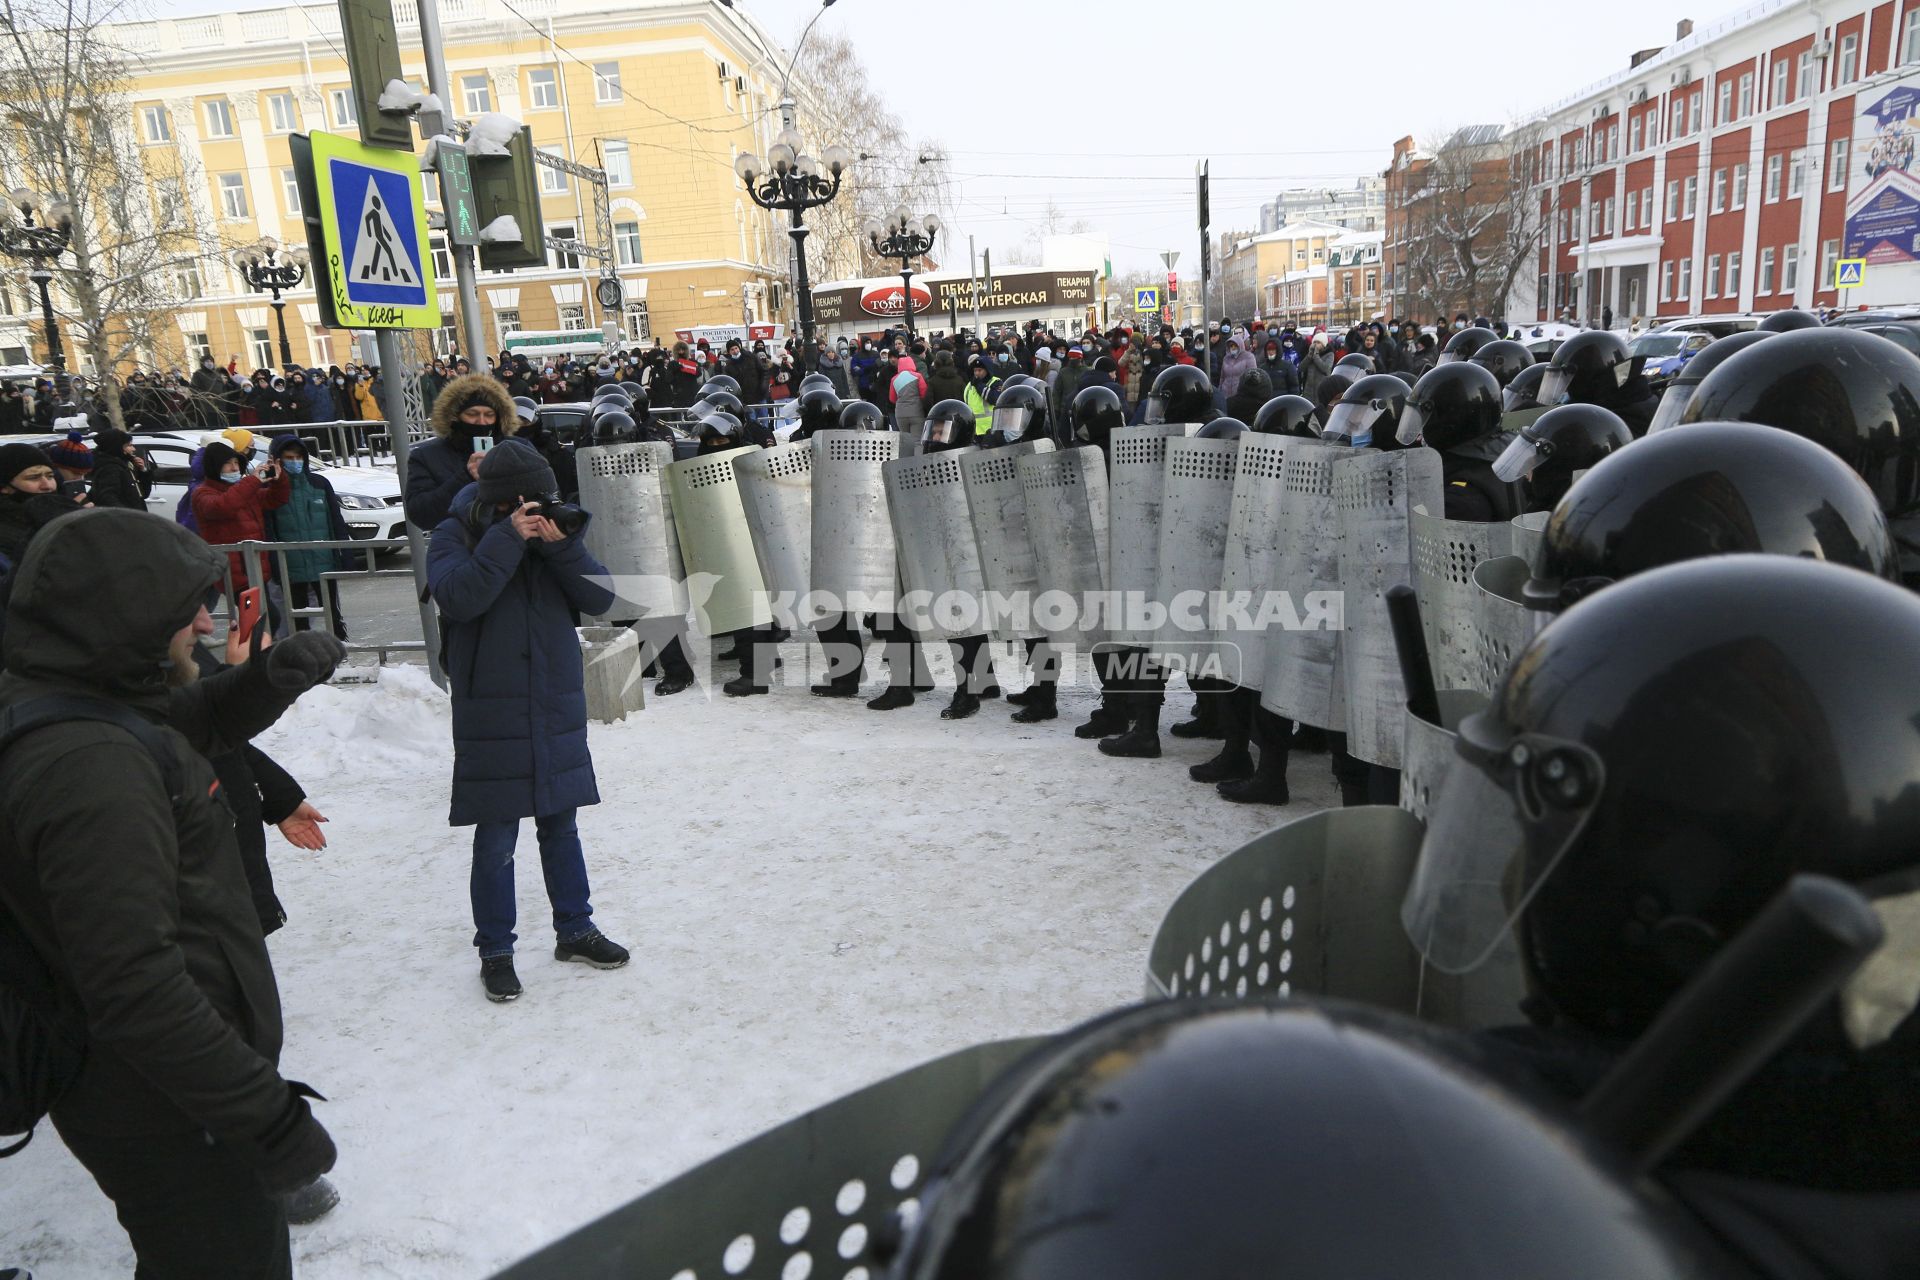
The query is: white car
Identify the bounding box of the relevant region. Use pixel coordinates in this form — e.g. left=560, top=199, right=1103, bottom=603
left=132, top=434, right=408, bottom=543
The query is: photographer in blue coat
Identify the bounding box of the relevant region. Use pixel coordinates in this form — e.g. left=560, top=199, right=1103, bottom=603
left=426, top=438, right=630, bottom=1004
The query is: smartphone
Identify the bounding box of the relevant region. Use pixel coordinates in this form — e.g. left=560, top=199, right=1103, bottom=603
left=234, top=587, right=263, bottom=645
left=473, top=436, right=494, bottom=454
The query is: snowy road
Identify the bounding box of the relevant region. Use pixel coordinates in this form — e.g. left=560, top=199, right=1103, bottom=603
left=1, top=642, right=1334, bottom=1278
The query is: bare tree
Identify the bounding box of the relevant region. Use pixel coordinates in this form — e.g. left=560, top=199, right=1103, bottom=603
left=0, top=0, right=234, bottom=426
left=1398, top=124, right=1543, bottom=323
left=789, top=30, right=953, bottom=284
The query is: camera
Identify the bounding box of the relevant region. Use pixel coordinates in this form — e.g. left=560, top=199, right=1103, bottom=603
left=534, top=499, right=586, bottom=537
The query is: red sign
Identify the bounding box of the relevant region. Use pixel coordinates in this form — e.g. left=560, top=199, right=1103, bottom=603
left=859, top=282, right=933, bottom=318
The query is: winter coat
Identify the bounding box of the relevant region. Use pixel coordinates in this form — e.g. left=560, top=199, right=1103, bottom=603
left=1224, top=367, right=1273, bottom=423
left=1259, top=346, right=1301, bottom=396
left=404, top=373, right=520, bottom=531
left=817, top=354, right=852, bottom=399
left=1219, top=340, right=1256, bottom=400
left=1051, top=362, right=1085, bottom=430
left=850, top=350, right=878, bottom=398
left=890, top=358, right=928, bottom=434
left=925, top=351, right=966, bottom=407
left=349, top=379, right=383, bottom=422
left=87, top=434, right=154, bottom=512
left=0, top=491, right=83, bottom=565
left=726, top=352, right=766, bottom=403
left=301, top=379, right=337, bottom=424
left=264, top=466, right=352, bottom=583
left=427, top=487, right=615, bottom=825
left=0, top=510, right=308, bottom=1148
left=1302, top=349, right=1336, bottom=398
left=192, top=469, right=290, bottom=588
left=1119, top=341, right=1145, bottom=404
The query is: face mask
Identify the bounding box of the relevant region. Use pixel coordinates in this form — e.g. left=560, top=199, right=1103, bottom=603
left=335, top=379, right=346, bottom=388
left=219, top=470, right=243, bottom=484
left=283, top=459, right=305, bottom=474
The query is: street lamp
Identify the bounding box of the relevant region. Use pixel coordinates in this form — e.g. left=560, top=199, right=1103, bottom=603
left=867, top=208, right=939, bottom=340
left=0, top=188, right=75, bottom=401
left=736, top=132, right=852, bottom=373
left=234, top=238, right=310, bottom=368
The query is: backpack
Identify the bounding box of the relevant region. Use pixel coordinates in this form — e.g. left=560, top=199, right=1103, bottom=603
left=0, top=695, right=187, bottom=1156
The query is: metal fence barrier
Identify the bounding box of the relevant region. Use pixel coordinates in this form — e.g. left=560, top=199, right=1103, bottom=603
left=207, top=537, right=432, bottom=671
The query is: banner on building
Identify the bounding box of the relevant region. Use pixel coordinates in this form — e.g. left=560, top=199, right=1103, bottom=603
left=1844, top=77, right=1920, bottom=304
left=812, top=270, right=1097, bottom=326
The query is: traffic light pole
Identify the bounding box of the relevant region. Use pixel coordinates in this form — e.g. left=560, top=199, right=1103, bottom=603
left=416, top=0, right=488, bottom=361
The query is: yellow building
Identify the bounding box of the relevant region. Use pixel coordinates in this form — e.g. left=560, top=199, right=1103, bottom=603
left=1218, top=220, right=1346, bottom=321
left=11, top=0, right=844, bottom=375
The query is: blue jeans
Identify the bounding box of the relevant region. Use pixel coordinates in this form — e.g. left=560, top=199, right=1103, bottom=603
left=470, top=808, right=595, bottom=957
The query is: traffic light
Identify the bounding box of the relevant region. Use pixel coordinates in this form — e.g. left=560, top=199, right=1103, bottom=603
left=472, top=125, right=548, bottom=271
left=338, top=0, right=414, bottom=151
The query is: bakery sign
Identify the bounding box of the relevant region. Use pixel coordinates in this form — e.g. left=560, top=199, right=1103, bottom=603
left=813, top=270, right=1098, bottom=324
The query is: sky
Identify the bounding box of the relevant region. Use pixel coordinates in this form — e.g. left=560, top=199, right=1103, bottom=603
left=141, top=0, right=1724, bottom=275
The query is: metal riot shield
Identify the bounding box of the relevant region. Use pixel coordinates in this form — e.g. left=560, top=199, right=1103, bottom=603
left=1018, top=445, right=1111, bottom=649
left=1470, top=554, right=1535, bottom=696
left=1106, top=424, right=1194, bottom=647
left=575, top=441, right=686, bottom=623
left=810, top=429, right=900, bottom=615
left=962, top=439, right=1056, bottom=642
left=1217, top=434, right=1290, bottom=690
left=1398, top=688, right=1490, bottom=826
left=1259, top=440, right=1350, bottom=732
left=1410, top=510, right=1514, bottom=696
left=885, top=447, right=987, bottom=642
left=664, top=446, right=772, bottom=636
left=1153, top=435, right=1239, bottom=666
left=1510, top=509, right=1549, bottom=571
left=733, top=441, right=815, bottom=625
left=491, top=1038, right=1047, bottom=1280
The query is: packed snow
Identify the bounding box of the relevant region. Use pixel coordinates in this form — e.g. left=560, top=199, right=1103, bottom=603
left=376, top=79, right=425, bottom=113
left=477, top=214, right=521, bottom=245
left=0, top=638, right=1334, bottom=1278
left=464, top=111, right=522, bottom=158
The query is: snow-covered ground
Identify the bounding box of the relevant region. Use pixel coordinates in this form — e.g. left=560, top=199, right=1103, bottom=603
left=1, top=640, right=1333, bottom=1278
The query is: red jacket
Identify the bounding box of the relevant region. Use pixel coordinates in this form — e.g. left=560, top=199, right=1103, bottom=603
left=191, top=471, right=290, bottom=587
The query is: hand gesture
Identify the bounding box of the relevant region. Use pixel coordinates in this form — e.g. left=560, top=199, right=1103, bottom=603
left=225, top=620, right=272, bottom=667
left=466, top=452, right=484, bottom=481
left=277, top=801, right=329, bottom=851
left=508, top=500, right=544, bottom=541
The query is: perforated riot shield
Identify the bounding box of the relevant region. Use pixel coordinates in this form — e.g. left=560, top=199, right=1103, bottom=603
left=1398, top=688, right=1489, bottom=825
left=733, top=441, right=815, bottom=625
left=664, top=446, right=771, bottom=636
left=962, top=440, right=1056, bottom=642
left=1216, top=434, right=1289, bottom=689
left=1469, top=554, right=1536, bottom=696
left=811, top=430, right=899, bottom=615
left=1334, top=448, right=1445, bottom=768
left=1259, top=440, right=1349, bottom=732
left=1106, top=424, right=1194, bottom=647
left=1153, top=435, right=1238, bottom=667
left=886, top=447, right=987, bottom=642
left=1018, top=445, right=1110, bottom=649
left=575, top=441, right=686, bottom=623
left=1410, top=510, right=1514, bottom=695
left=1510, top=509, right=1549, bottom=571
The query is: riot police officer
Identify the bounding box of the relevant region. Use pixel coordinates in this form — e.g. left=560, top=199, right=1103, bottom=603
left=1436, top=325, right=1499, bottom=364
left=1396, top=361, right=1521, bottom=522
left=1537, top=329, right=1659, bottom=434
left=1491, top=402, right=1633, bottom=512
left=1645, top=330, right=1771, bottom=434
left=1467, top=338, right=1534, bottom=388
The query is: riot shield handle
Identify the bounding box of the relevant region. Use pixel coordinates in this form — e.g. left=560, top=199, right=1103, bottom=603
left=1385, top=584, right=1441, bottom=727
left=1579, top=874, right=1883, bottom=1173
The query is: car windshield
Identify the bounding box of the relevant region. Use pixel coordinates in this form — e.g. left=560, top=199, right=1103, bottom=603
left=1631, top=334, right=1689, bottom=358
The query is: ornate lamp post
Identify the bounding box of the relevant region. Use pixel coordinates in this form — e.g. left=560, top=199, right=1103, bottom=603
left=735, top=128, right=852, bottom=373
left=0, top=188, right=75, bottom=401
left=866, top=208, right=939, bottom=340
left=235, top=237, right=310, bottom=368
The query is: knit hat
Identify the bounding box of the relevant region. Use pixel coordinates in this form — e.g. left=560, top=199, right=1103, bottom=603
left=270, top=433, right=308, bottom=460
left=221, top=427, right=254, bottom=454
left=0, top=442, right=52, bottom=489
left=201, top=441, right=243, bottom=479
left=46, top=430, right=93, bottom=473
left=475, top=437, right=557, bottom=506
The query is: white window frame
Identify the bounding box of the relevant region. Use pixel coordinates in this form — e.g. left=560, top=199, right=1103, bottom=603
left=602, top=140, right=632, bottom=189
left=267, top=92, right=297, bottom=133
left=1783, top=243, right=1800, bottom=291
left=1666, top=179, right=1680, bottom=222
left=330, top=88, right=357, bottom=127
left=549, top=222, right=579, bottom=271
left=204, top=98, right=235, bottom=138
left=539, top=158, right=568, bottom=195
left=558, top=303, right=587, bottom=330
left=1678, top=256, right=1693, bottom=299
left=430, top=236, right=453, bottom=280
left=1630, top=115, right=1642, bottom=154
left=1728, top=250, right=1742, bottom=297
left=593, top=61, right=621, bottom=104
left=1773, top=59, right=1790, bottom=106
left=141, top=104, right=172, bottom=143
left=1625, top=193, right=1636, bottom=231
left=1798, top=51, right=1816, bottom=99
left=1706, top=253, right=1722, bottom=298
left=1603, top=195, right=1615, bottom=235
left=218, top=173, right=248, bottom=219
left=249, top=327, right=273, bottom=370
left=494, top=309, right=521, bottom=350
left=1660, top=260, right=1675, bottom=302
left=175, top=261, right=204, bottom=299
left=622, top=301, right=650, bottom=343
left=1731, top=163, right=1748, bottom=211
left=527, top=67, right=559, bottom=110
left=1671, top=99, right=1686, bottom=139
left=1821, top=239, right=1841, bottom=289
left=1690, top=92, right=1703, bottom=134
left=461, top=73, right=492, bottom=115
left=1765, top=154, right=1783, bottom=202
left=1738, top=72, right=1754, bottom=119
left=1830, top=138, right=1850, bottom=191
left=1838, top=32, right=1859, bottom=86
left=1711, top=168, right=1727, bottom=214
left=1759, top=246, right=1776, bottom=294
left=614, top=220, right=642, bottom=266
left=1717, top=80, right=1733, bottom=125
left=1684, top=175, right=1698, bottom=219
left=186, top=331, right=212, bottom=364
left=280, top=167, right=302, bottom=217
left=1907, top=8, right=1920, bottom=64
left=1788, top=149, right=1807, bottom=199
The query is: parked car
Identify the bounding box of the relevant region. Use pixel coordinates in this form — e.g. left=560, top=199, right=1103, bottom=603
left=1511, top=322, right=1584, bottom=360
left=1650, top=314, right=1765, bottom=340
left=1830, top=309, right=1920, bottom=355
left=1629, top=329, right=1715, bottom=389
left=130, top=433, right=407, bottom=542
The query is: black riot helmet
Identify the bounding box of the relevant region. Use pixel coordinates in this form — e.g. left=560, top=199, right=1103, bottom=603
left=1334, top=351, right=1375, bottom=376
left=618, top=379, right=647, bottom=400
left=798, top=372, right=834, bottom=395
left=1679, top=326, right=1920, bottom=522
left=622, top=384, right=650, bottom=420
left=923, top=398, right=977, bottom=450
left=1312, top=370, right=1356, bottom=427
left=1469, top=339, right=1535, bottom=388
left=1397, top=361, right=1503, bottom=450
left=1539, top=330, right=1633, bottom=407
left=1645, top=331, right=1773, bottom=434
left=702, top=373, right=742, bottom=397
left=590, top=409, right=637, bottom=445
left=988, top=381, right=1047, bottom=445
left=796, top=385, right=842, bottom=436
left=1502, top=362, right=1550, bottom=414
left=695, top=410, right=742, bottom=449
left=1070, top=383, right=1126, bottom=446
left=1325, top=373, right=1409, bottom=447
left=895, top=1000, right=1726, bottom=1280
left=1196, top=416, right=1248, bottom=439
left=838, top=399, right=887, bottom=432
left=1438, top=325, right=1500, bottom=364
left=590, top=383, right=632, bottom=407
left=1520, top=422, right=1895, bottom=612
left=1252, top=394, right=1319, bottom=438
left=1756, top=308, right=1821, bottom=332
left=1492, top=403, right=1633, bottom=509
left=1403, top=556, right=1920, bottom=1043
left=1143, top=364, right=1214, bottom=424
left=699, top=387, right=745, bottom=418
left=510, top=395, right=539, bottom=427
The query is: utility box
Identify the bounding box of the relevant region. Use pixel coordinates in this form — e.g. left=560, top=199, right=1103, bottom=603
left=580, top=626, right=646, bottom=723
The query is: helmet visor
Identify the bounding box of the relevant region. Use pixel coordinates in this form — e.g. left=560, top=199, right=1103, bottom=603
left=1395, top=401, right=1429, bottom=446
left=1323, top=399, right=1384, bottom=446
left=992, top=406, right=1031, bottom=441
left=1143, top=393, right=1171, bottom=425
left=1537, top=367, right=1576, bottom=407
left=1502, top=383, right=1539, bottom=413
left=1435, top=350, right=1460, bottom=365
left=1400, top=714, right=1606, bottom=974
left=1645, top=383, right=1694, bottom=434
left=1492, top=434, right=1543, bottom=482
left=922, top=415, right=959, bottom=446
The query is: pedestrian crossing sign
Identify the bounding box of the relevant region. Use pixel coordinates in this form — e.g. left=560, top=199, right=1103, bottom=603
left=1835, top=257, right=1866, bottom=289
left=310, top=130, right=438, bottom=329
left=1135, top=286, right=1160, bottom=312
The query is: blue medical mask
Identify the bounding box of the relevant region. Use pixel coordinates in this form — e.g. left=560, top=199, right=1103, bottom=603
left=218, top=470, right=243, bottom=484
left=282, top=459, right=305, bottom=474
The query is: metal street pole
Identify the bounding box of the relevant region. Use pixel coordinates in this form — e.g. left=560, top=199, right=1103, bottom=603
left=790, top=205, right=817, bottom=373
left=374, top=328, right=445, bottom=689
left=970, top=235, right=981, bottom=336
left=272, top=297, right=293, bottom=367
left=416, top=0, right=487, bottom=362
left=30, top=270, right=68, bottom=401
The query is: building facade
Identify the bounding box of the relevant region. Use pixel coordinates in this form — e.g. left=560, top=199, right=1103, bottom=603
left=0, top=0, right=837, bottom=375
left=1527, top=0, right=1920, bottom=325
left=1219, top=219, right=1348, bottom=320
left=1258, top=178, right=1385, bottom=235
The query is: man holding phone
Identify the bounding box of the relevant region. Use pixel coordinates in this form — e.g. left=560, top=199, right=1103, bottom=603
left=426, top=438, right=626, bottom=1003
left=403, top=373, right=519, bottom=532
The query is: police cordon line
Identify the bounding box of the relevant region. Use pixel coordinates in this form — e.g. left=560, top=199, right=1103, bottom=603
left=487, top=310, right=1920, bottom=1279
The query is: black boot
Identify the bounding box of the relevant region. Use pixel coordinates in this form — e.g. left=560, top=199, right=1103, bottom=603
left=867, top=685, right=915, bottom=710
left=942, top=689, right=981, bottom=720
left=1218, top=751, right=1292, bottom=804
left=1189, top=747, right=1254, bottom=783
left=1170, top=680, right=1225, bottom=738
left=722, top=674, right=768, bottom=697
left=1074, top=703, right=1129, bottom=739
left=1007, top=685, right=1039, bottom=706
left=1099, top=695, right=1162, bottom=758
left=1010, top=681, right=1057, bottom=723
left=654, top=674, right=694, bottom=696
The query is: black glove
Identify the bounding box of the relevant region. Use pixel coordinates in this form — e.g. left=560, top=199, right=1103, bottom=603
left=264, top=630, right=347, bottom=692
left=253, top=1081, right=337, bottom=1194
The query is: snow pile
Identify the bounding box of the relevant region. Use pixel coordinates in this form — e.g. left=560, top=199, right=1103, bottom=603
left=376, top=79, right=424, bottom=113
left=0, top=639, right=1335, bottom=1277
left=465, top=111, right=522, bottom=157
left=477, top=214, right=521, bottom=245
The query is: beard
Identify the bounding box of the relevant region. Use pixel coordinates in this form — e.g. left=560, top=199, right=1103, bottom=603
left=164, top=628, right=201, bottom=687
